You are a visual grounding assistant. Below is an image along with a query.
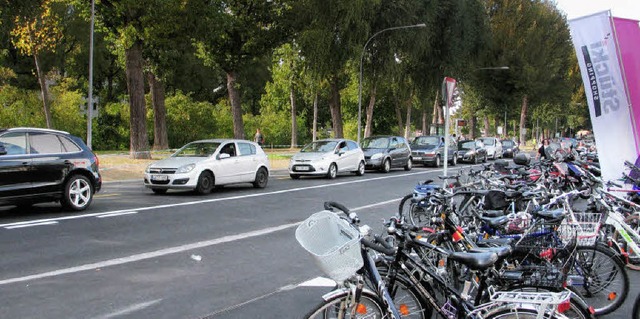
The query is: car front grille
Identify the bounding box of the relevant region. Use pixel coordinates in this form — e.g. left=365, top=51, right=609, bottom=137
left=149, top=168, right=177, bottom=174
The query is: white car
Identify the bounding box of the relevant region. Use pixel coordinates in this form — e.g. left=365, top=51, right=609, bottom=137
left=476, top=137, right=503, bottom=160
left=144, top=139, right=270, bottom=194
left=288, top=139, right=365, bottom=179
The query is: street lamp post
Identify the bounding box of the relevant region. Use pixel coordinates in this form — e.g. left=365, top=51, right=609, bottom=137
left=357, top=23, right=426, bottom=144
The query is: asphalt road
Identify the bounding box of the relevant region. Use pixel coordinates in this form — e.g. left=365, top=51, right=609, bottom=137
left=0, top=162, right=637, bottom=319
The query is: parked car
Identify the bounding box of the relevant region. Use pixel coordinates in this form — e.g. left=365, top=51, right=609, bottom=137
left=0, top=127, right=102, bottom=211
left=289, top=139, right=365, bottom=179
left=457, top=139, right=488, bottom=164
left=144, top=139, right=270, bottom=194
left=410, top=135, right=458, bottom=167
left=361, top=135, right=412, bottom=172
left=476, top=137, right=503, bottom=160
left=501, top=139, right=519, bottom=158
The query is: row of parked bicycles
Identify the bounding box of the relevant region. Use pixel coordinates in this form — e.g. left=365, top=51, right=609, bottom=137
left=295, top=147, right=640, bottom=318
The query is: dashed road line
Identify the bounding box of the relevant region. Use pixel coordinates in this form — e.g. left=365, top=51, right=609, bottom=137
left=5, top=221, right=58, bottom=229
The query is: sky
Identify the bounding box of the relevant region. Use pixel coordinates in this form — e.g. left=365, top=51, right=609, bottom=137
left=555, top=0, right=640, bottom=21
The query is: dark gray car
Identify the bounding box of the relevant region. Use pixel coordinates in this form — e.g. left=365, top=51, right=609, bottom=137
left=361, top=135, right=412, bottom=173
left=410, top=135, right=458, bottom=167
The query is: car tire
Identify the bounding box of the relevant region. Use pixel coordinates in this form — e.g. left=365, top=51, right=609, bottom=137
left=355, top=161, right=365, bottom=176
left=253, top=167, right=269, bottom=188
left=195, top=171, right=214, bottom=194
left=451, top=154, right=457, bottom=166
left=61, top=174, right=94, bottom=211
left=380, top=159, right=391, bottom=173
left=483, top=154, right=488, bottom=163
left=473, top=155, right=479, bottom=164
left=290, top=174, right=300, bottom=180
left=404, top=158, right=412, bottom=171
left=326, top=163, right=338, bottom=179
left=151, top=188, right=167, bottom=195
left=434, top=155, right=441, bottom=167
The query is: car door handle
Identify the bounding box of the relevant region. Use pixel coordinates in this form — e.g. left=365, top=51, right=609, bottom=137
left=22, top=162, right=29, bottom=165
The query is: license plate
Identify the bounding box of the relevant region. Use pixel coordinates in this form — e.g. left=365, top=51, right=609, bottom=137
left=151, top=175, right=168, bottom=181
left=296, top=166, right=310, bottom=171
left=413, top=157, right=422, bottom=160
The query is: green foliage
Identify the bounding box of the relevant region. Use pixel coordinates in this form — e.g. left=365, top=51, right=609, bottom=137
left=0, top=84, right=45, bottom=127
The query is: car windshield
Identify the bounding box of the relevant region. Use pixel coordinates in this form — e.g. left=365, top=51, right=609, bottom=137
left=479, top=138, right=494, bottom=146
left=502, top=140, right=514, bottom=147
left=459, top=141, right=475, bottom=150
left=412, top=136, right=439, bottom=147
left=173, top=142, right=220, bottom=157
left=301, top=141, right=338, bottom=153
left=361, top=137, right=389, bottom=149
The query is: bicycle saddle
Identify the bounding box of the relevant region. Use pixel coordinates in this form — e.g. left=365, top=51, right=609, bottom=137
left=469, top=245, right=513, bottom=260
left=448, top=251, right=498, bottom=270
left=480, top=215, right=509, bottom=227
left=533, top=208, right=565, bottom=221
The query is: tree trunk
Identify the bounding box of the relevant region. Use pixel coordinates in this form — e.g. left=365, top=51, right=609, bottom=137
left=147, top=72, right=169, bottom=150
left=483, top=116, right=490, bottom=137
left=494, top=117, right=499, bottom=136
left=364, top=83, right=377, bottom=138
left=430, top=91, right=439, bottom=134
left=290, top=82, right=297, bottom=148
left=312, top=91, right=318, bottom=142
left=34, top=53, right=53, bottom=129
left=227, top=70, right=245, bottom=139
left=329, top=75, right=343, bottom=138
left=404, top=95, right=412, bottom=139
left=468, top=103, right=475, bottom=139
left=394, top=93, right=404, bottom=136
left=124, top=41, right=150, bottom=159
left=519, top=95, right=528, bottom=146
left=421, top=107, right=427, bottom=136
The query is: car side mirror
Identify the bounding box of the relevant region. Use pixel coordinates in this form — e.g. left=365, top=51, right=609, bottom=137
left=0, top=145, right=6, bottom=156
left=218, top=153, right=231, bottom=160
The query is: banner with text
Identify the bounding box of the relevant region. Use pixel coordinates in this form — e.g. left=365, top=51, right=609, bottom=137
left=569, top=11, right=637, bottom=182
left=613, top=17, right=640, bottom=152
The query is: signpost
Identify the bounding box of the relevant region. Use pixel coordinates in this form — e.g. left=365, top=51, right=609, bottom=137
left=442, top=77, right=457, bottom=177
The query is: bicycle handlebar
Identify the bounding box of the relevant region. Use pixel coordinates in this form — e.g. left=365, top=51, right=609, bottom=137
left=361, top=238, right=396, bottom=255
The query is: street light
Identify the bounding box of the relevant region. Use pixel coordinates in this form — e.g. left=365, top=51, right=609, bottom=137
left=357, top=23, right=427, bottom=144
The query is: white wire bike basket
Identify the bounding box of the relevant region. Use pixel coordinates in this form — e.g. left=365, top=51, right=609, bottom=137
left=295, top=210, right=363, bottom=282
left=562, top=212, right=603, bottom=246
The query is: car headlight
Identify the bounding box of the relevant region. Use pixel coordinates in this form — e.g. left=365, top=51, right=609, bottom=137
left=371, top=153, right=383, bottom=160
left=145, top=164, right=152, bottom=173
left=465, top=150, right=475, bottom=156
left=176, top=163, right=196, bottom=174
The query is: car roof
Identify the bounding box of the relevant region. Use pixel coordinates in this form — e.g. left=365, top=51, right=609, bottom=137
left=188, top=139, right=256, bottom=144
left=3, top=127, right=70, bottom=135
left=365, top=135, right=400, bottom=139
left=313, top=138, right=352, bottom=142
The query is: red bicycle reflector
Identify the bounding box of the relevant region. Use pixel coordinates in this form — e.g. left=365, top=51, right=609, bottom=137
left=456, top=226, right=464, bottom=234
left=557, top=300, right=571, bottom=313
left=588, top=306, right=595, bottom=314
left=356, top=303, right=367, bottom=314
left=452, top=231, right=463, bottom=242
left=608, top=292, right=617, bottom=301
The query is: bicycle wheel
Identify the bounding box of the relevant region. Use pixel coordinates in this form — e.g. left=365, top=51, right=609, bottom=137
left=570, top=244, right=629, bottom=315
left=305, top=289, right=385, bottom=319
left=612, top=214, right=640, bottom=270
left=398, top=194, right=413, bottom=220
left=376, top=268, right=433, bottom=319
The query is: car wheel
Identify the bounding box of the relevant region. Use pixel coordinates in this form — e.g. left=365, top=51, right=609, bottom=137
left=483, top=154, right=488, bottom=163
left=195, top=171, right=214, bottom=194
left=404, top=158, right=412, bottom=171
left=380, top=159, right=391, bottom=173
left=290, top=174, right=300, bottom=180
left=151, top=188, right=167, bottom=195
left=326, top=163, right=338, bottom=179
left=473, top=155, right=478, bottom=164
left=355, top=161, right=365, bottom=176
left=451, top=154, right=457, bottom=166
left=434, top=155, right=441, bottom=167
left=61, top=174, right=94, bottom=211
left=253, top=167, right=269, bottom=188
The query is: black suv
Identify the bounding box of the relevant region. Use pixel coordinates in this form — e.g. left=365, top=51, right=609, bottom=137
left=0, top=127, right=102, bottom=211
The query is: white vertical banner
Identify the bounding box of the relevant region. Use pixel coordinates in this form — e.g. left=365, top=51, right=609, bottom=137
left=569, top=11, right=636, bottom=182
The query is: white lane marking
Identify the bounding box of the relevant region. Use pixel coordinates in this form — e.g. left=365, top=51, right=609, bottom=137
left=0, top=167, right=466, bottom=229
left=96, top=211, right=138, bottom=218
left=298, top=276, right=336, bottom=287
left=5, top=221, right=58, bottom=229
left=94, top=299, right=162, bottom=319
left=0, top=199, right=399, bottom=286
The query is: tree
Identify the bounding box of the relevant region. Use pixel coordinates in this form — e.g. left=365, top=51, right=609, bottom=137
left=193, top=0, right=293, bottom=139
left=10, top=0, right=62, bottom=129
